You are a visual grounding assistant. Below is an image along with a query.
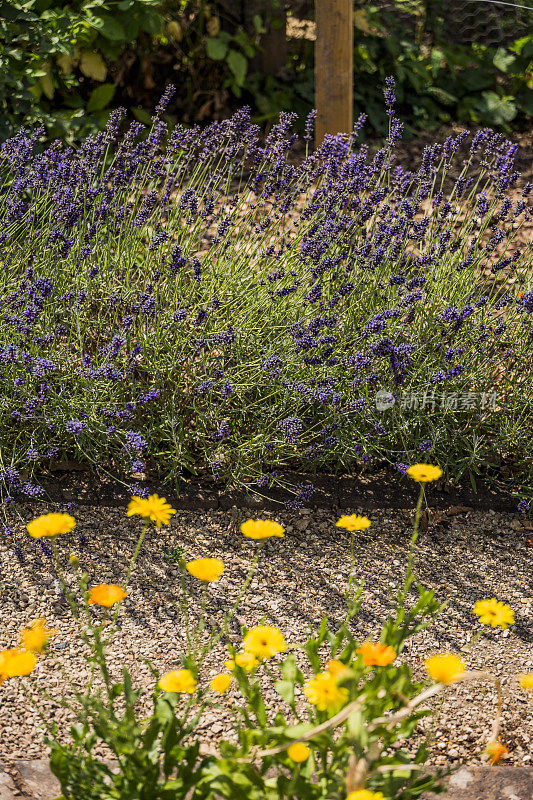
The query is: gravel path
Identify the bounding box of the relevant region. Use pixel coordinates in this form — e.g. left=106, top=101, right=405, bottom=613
left=1, top=500, right=532, bottom=767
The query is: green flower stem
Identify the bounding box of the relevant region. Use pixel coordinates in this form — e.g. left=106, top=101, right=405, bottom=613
left=406, top=483, right=426, bottom=579
left=198, top=545, right=262, bottom=663
left=51, top=538, right=79, bottom=621
left=460, top=628, right=484, bottom=653
left=191, top=582, right=209, bottom=663
left=123, top=521, right=150, bottom=589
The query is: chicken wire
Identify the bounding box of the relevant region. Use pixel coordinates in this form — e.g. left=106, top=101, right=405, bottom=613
left=358, top=0, right=532, bottom=48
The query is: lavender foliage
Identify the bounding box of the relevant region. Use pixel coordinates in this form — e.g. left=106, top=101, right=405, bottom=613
left=0, top=92, right=531, bottom=510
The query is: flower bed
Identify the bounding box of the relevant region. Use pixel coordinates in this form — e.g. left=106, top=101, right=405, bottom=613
left=0, top=83, right=532, bottom=511
left=2, top=466, right=532, bottom=799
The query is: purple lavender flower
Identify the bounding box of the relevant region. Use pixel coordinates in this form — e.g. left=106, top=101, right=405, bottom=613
left=277, top=416, right=303, bottom=444
left=383, top=76, right=396, bottom=115
left=66, top=420, right=87, bottom=435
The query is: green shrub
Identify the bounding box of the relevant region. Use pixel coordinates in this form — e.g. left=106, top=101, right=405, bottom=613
left=1, top=1, right=532, bottom=142
left=0, top=0, right=162, bottom=141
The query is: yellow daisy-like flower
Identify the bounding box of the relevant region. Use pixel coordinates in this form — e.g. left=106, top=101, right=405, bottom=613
left=326, top=659, right=349, bottom=676
left=518, top=673, right=533, bottom=695
left=126, top=494, right=176, bottom=528
left=158, top=669, right=197, bottom=694
left=240, top=519, right=285, bottom=539
left=27, top=512, right=76, bottom=539
left=69, top=553, right=79, bottom=565
left=406, top=464, right=443, bottom=483
left=486, top=741, right=509, bottom=765
left=88, top=584, right=127, bottom=607
left=20, top=618, right=56, bottom=654
left=303, top=671, right=349, bottom=712
left=357, top=641, right=396, bottom=667
left=242, top=625, right=287, bottom=660
left=225, top=652, right=258, bottom=672
left=335, top=515, right=371, bottom=532
left=425, top=653, right=465, bottom=684
left=287, top=742, right=311, bottom=763
left=186, top=558, right=224, bottom=583
left=209, top=673, right=232, bottom=693
left=473, top=599, right=515, bottom=629
left=347, top=791, right=386, bottom=800
left=0, top=648, right=37, bottom=681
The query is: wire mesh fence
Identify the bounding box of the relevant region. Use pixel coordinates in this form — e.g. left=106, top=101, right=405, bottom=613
left=364, top=0, right=533, bottom=48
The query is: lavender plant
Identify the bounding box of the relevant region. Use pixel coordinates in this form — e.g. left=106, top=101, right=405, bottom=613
left=0, top=83, right=531, bottom=513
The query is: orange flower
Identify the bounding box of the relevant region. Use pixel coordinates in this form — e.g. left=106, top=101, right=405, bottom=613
left=225, top=652, right=258, bottom=672
left=88, top=584, right=127, bottom=607
left=27, top=512, right=76, bottom=538
left=0, top=648, right=37, bottom=683
left=240, top=519, right=285, bottom=539
left=486, top=741, right=509, bottom=765
left=326, top=659, right=349, bottom=676
left=209, top=673, right=232, bottom=693
left=335, top=515, right=371, bottom=532
left=357, top=641, right=396, bottom=667
left=186, top=558, right=224, bottom=582
left=287, top=742, right=311, bottom=762
left=425, top=653, right=465, bottom=684
left=406, top=464, right=442, bottom=483
left=20, top=618, right=56, bottom=653
left=158, top=669, right=196, bottom=694
left=126, top=494, right=176, bottom=528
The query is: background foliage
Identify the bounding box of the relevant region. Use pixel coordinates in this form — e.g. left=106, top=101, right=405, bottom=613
left=0, top=0, right=532, bottom=141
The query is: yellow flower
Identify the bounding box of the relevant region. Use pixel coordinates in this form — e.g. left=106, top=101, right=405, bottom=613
left=406, top=464, right=443, bottom=483
left=158, top=669, right=196, bottom=694
left=69, top=553, right=79, bottom=565
left=473, top=598, right=514, bottom=629
left=88, top=584, right=127, bottom=607
left=357, top=641, right=396, bottom=667
left=326, top=659, right=349, bottom=676
left=240, top=519, right=285, bottom=539
left=486, top=741, right=509, bottom=765
left=425, top=653, right=465, bottom=684
left=303, top=671, right=349, bottom=712
left=518, top=673, right=533, bottom=695
left=346, top=791, right=386, bottom=800
left=243, top=626, right=286, bottom=660
left=287, top=742, right=310, bottom=762
left=0, top=648, right=37, bottom=681
left=335, top=515, right=371, bottom=532
left=186, top=558, right=224, bottom=583
left=126, top=494, right=176, bottom=528
left=27, top=512, right=76, bottom=538
left=20, top=618, right=56, bottom=654
left=210, top=673, right=232, bottom=693
left=225, top=652, right=258, bottom=671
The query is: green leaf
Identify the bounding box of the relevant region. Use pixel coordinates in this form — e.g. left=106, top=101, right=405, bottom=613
left=275, top=679, right=295, bottom=706
left=476, top=91, right=517, bottom=125
left=88, top=13, right=125, bottom=41
left=132, top=106, right=152, bottom=125
left=137, top=7, right=162, bottom=35
left=86, top=82, right=115, bottom=111
left=120, top=15, right=139, bottom=40
left=206, top=36, right=228, bottom=60
left=493, top=47, right=517, bottom=73
left=226, top=49, right=247, bottom=86
left=424, top=86, right=458, bottom=107
left=253, top=14, right=265, bottom=33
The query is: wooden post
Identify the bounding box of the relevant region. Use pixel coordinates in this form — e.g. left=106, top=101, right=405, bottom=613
left=315, top=0, right=353, bottom=144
